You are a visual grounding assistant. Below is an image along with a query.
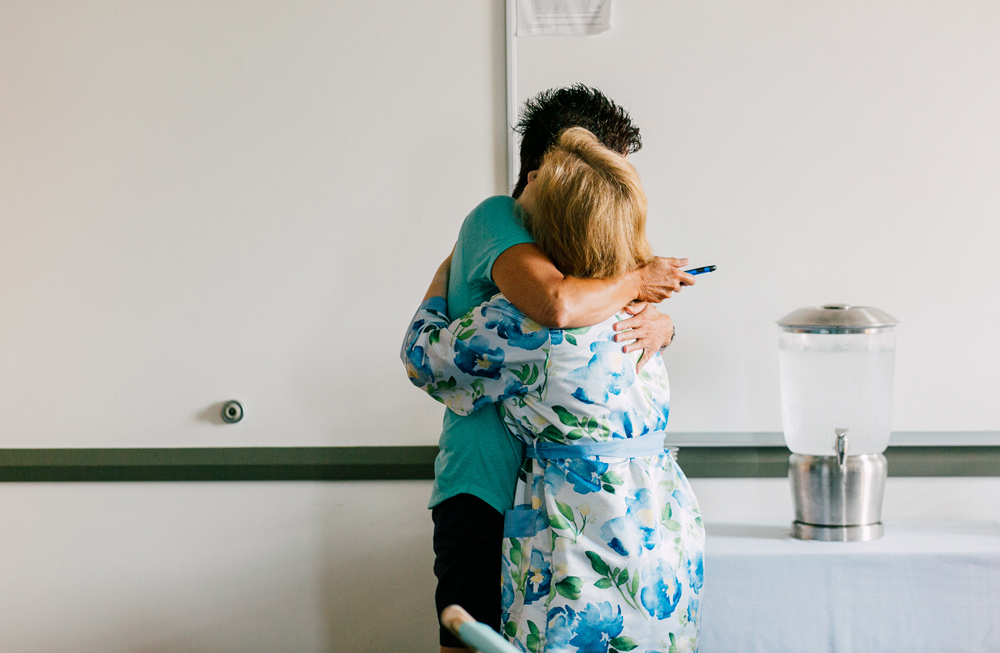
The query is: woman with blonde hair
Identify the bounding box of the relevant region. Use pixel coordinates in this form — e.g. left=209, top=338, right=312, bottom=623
left=402, top=128, right=703, bottom=653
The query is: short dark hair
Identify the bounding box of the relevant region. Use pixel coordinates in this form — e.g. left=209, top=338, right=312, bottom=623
left=512, top=84, right=642, bottom=199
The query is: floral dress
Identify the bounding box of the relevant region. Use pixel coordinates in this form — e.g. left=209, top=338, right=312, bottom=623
left=403, top=295, right=705, bottom=653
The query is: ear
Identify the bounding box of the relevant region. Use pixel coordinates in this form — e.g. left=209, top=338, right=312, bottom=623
left=526, top=169, right=539, bottom=184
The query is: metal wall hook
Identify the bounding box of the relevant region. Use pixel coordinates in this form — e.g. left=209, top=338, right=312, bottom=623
left=221, top=400, right=244, bottom=424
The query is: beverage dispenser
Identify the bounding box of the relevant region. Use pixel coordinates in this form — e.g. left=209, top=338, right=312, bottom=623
left=777, top=304, right=898, bottom=541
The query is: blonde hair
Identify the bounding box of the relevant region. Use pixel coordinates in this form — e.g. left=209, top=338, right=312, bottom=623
left=521, top=127, right=653, bottom=279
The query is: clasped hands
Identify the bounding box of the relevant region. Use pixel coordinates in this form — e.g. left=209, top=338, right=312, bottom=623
left=615, top=257, right=693, bottom=370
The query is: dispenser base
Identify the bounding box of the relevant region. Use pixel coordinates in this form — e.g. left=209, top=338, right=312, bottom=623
left=792, top=521, right=883, bottom=542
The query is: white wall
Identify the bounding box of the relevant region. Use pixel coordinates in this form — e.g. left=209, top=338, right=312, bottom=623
left=0, top=0, right=506, bottom=448
left=3, top=1, right=999, bottom=448
left=517, top=0, right=1000, bottom=435
left=0, top=481, right=439, bottom=653
left=1, top=477, right=997, bottom=652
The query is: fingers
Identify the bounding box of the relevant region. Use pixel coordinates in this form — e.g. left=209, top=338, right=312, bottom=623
left=613, top=316, right=640, bottom=334
left=625, top=301, right=648, bottom=316
left=618, top=312, right=674, bottom=353
left=633, top=344, right=663, bottom=371
left=660, top=257, right=695, bottom=287
left=622, top=340, right=646, bottom=353
left=617, top=326, right=649, bottom=350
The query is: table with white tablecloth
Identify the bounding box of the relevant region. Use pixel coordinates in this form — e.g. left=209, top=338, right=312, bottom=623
left=700, top=521, right=1000, bottom=653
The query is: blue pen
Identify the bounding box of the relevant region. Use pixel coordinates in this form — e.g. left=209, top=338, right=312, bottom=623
left=684, top=265, right=717, bottom=275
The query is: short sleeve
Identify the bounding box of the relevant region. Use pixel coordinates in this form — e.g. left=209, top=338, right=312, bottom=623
left=457, top=196, right=534, bottom=288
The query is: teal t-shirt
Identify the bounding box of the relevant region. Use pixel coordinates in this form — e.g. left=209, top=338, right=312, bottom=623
left=428, top=195, right=534, bottom=514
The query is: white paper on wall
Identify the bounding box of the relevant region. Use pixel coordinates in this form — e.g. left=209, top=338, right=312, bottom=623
left=516, top=0, right=612, bottom=36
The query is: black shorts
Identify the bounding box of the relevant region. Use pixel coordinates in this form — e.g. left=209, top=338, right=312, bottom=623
left=432, top=493, right=505, bottom=648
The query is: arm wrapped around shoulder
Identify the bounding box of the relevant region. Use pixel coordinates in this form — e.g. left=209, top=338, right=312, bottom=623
left=400, top=296, right=548, bottom=416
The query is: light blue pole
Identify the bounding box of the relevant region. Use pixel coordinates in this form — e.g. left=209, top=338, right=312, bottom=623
left=456, top=621, right=520, bottom=653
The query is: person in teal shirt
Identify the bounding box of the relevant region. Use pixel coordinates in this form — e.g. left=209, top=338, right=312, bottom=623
left=423, top=85, right=695, bottom=652
left=430, top=195, right=535, bottom=516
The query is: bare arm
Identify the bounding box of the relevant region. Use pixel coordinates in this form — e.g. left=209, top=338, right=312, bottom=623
left=492, top=243, right=694, bottom=329
left=422, top=250, right=453, bottom=302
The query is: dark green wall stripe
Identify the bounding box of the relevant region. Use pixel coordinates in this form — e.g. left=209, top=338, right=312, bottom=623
left=0, top=447, right=438, bottom=482
left=1, top=446, right=998, bottom=482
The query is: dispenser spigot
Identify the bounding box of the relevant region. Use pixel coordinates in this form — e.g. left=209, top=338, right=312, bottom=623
left=835, top=429, right=849, bottom=468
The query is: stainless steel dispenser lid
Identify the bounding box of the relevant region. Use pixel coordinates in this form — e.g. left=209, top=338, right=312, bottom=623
left=777, top=304, right=898, bottom=334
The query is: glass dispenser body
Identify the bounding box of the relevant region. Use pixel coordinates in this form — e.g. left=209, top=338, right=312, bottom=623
left=778, top=330, right=896, bottom=456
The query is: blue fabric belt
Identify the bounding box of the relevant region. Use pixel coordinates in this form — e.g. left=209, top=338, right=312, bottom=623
left=525, top=431, right=667, bottom=460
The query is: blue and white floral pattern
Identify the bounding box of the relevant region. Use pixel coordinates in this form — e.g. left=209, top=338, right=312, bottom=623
left=403, top=295, right=704, bottom=653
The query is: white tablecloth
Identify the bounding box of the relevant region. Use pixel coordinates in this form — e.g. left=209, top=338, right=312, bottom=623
left=700, top=521, right=1000, bottom=653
